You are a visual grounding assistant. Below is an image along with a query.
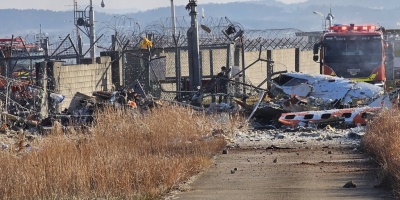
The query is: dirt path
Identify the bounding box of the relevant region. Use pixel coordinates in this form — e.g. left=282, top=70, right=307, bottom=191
left=166, top=145, right=394, bottom=200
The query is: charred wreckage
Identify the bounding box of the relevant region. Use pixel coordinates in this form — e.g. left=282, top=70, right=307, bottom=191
left=0, top=70, right=398, bottom=134
left=235, top=72, right=399, bottom=129
left=0, top=76, right=161, bottom=134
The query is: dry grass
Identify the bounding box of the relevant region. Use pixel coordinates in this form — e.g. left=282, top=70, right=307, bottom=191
left=362, top=109, right=400, bottom=192
left=0, top=105, right=239, bottom=199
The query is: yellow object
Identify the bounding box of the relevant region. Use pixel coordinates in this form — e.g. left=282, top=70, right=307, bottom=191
left=140, top=38, right=152, bottom=49
left=351, top=72, right=377, bottom=82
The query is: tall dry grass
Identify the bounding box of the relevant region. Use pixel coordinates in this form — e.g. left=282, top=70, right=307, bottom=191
left=0, top=105, right=237, bottom=199
left=362, top=109, right=400, bottom=192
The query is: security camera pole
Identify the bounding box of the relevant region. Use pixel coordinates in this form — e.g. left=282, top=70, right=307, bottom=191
left=73, top=0, right=105, bottom=63
left=186, top=0, right=201, bottom=91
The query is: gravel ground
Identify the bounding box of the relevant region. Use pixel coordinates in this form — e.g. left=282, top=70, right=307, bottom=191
left=0, top=115, right=395, bottom=199
left=165, top=125, right=396, bottom=200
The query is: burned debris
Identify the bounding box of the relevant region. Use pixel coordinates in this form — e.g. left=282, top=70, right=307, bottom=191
left=0, top=75, right=164, bottom=135
left=269, top=72, right=394, bottom=110
left=0, top=60, right=397, bottom=135
left=0, top=12, right=397, bottom=135
left=235, top=72, right=399, bottom=129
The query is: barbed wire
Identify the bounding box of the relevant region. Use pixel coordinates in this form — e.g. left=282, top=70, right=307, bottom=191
left=143, top=16, right=313, bottom=50
left=97, top=15, right=142, bottom=51
left=4, top=15, right=315, bottom=64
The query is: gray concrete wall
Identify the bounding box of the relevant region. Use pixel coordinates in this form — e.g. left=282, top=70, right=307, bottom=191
left=272, top=49, right=296, bottom=73
left=52, top=56, right=113, bottom=111
left=152, top=48, right=320, bottom=92
left=160, top=48, right=229, bottom=78
left=244, top=49, right=320, bottom=87
left=299, top=51, right=321, bottom=75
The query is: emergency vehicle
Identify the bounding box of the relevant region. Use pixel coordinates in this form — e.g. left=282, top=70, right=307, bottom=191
left=313, top=24, right=389, bottom=86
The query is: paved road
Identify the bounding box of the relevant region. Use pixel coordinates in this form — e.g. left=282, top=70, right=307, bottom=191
left=166, top=146, right=394, bottom=200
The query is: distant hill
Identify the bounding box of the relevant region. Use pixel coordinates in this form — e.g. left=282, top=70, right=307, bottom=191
left=0, top=0, right=399, bottom=37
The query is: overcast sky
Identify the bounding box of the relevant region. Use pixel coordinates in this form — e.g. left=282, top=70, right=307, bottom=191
left=0, top=0, right=307, bottom=11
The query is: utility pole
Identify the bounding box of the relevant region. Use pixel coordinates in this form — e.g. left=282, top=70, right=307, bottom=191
left=171, top=0, right=181, bottom=97
left=75, top=0, right=104, bottom=63
left=74, top=0, right=79, bottom=38
left=89, top=0, right=95, bottom=63
left=171, top=0, right=177, bottom=37
left=186, top=0, right=201, bottom=91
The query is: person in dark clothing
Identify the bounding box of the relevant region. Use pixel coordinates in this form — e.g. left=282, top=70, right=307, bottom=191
left=217, top=66, right=229, bottom=103
left=127, top=88, right=135, bottom=102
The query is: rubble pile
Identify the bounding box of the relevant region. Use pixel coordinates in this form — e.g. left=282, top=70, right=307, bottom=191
left=0, top=83, right=162, bottom=136
left=227, top=125, right=366, bottom=149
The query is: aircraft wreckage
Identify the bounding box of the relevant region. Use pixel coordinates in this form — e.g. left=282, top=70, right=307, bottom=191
left=1, top=71, right=397, bottom=132
left=236, top=72, right=399, bottom=128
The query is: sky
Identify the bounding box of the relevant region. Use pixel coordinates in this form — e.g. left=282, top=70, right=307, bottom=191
left=0, top=0, right=307, bottom=12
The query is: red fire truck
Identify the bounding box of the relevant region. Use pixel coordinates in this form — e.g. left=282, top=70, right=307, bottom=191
left=313, top=24, right=390, bottom=86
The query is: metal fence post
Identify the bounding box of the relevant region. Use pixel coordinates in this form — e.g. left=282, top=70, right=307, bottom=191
left=209, top=49, right=215, bottom=103
left=241, top=44, right=246, bottom=96
left=295, top=48, right=300, bottom=72
left=266, top=50, right=272, bottom=89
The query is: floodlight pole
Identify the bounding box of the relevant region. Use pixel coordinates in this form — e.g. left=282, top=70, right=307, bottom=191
left=187, top=0, right=201, bottom=91
left=313, top=11, right=326, bottom=32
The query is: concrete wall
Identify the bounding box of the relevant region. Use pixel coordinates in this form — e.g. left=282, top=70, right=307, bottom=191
left=160, top=48, right=229, bottom=78
left=299, top=50, right=321, bottom=75
left=158, top=48, right=320, bottom=91
left=51, top=56, right=113, bottom=111
left=244, top=49, right=320, bottom=87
